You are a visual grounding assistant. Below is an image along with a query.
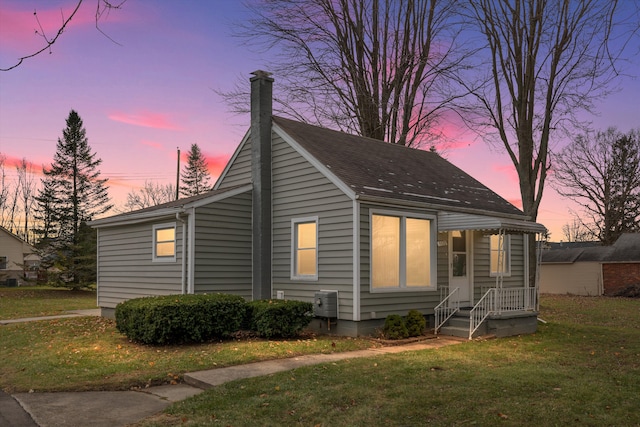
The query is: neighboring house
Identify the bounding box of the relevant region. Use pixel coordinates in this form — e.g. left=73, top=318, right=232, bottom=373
left=0, top=226, right=39, bottom=286
left=540, top=234, right=640, bottom=296
left=91, top=71, right=546, bottom=338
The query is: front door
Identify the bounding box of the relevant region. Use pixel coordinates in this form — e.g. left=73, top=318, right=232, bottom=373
left=449, top=230, right=473, bottom=306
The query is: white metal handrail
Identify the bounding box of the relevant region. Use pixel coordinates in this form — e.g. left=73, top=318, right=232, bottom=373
left=469, top=287, right=538, bottom=339
left=434, top=287, right=459, bottom=334
left=469, top=288, right=496, bottom=339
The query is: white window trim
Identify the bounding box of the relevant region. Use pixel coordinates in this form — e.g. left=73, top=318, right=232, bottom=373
left=291, top=216, right=319, bottom=281
left=153, top=222, right=177, bottom=263
left=489, top=234, right=512, bottom=277
left=369, top=209, right=437, bottom=293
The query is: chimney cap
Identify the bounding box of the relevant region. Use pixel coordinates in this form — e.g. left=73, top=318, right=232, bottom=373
left=250, top=70, right=274, bottom=81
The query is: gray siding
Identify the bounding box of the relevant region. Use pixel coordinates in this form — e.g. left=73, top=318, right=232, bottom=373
left=216, top=140, right=252, bottom=189
left=97, top=220, right=183, bottom=308
left=271, top=134, right=355, bottom=319
left=358, top=204, right=442, bottom=320
left=193, top=192, right=252, bottom=298
left=472, top=232, right=526, bottom=300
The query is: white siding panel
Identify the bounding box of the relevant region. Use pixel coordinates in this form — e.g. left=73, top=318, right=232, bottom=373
left=540, top=262, right=602, bottom=295
left=271, top=134, right=354, bottom=319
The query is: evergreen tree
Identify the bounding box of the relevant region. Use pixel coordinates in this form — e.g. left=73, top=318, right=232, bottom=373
left=36, top=110, right=112, bottom=288
left=180, top=143, right=212, bottom=198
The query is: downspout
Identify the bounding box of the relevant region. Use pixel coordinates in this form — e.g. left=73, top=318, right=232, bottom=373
left=188, top=207, right=196, bottom=294
left=176, top=211, right=187, bottom=295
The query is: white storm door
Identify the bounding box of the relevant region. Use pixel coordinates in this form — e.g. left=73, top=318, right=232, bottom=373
left=449, top=230, right=473, bottom=305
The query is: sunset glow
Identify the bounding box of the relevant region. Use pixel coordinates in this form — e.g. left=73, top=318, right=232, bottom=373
left=1, top=0, right=638, bottom=241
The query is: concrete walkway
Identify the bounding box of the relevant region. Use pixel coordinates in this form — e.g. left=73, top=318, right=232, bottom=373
left=2, top=312, right=463, bottom=427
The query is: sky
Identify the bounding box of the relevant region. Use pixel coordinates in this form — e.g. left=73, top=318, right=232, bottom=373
left=1, top=0, right=639, bottom=241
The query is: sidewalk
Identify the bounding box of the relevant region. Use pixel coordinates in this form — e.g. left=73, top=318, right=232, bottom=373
left=2, top=312, right=463, bottom=427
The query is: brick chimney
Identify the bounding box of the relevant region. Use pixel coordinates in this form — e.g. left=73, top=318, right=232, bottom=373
left=250, top=70, right=273, bottom=300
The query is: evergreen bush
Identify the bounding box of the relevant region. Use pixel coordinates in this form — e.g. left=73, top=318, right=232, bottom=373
left=115, top=293, right=247, bottom=345
left=383, top=314, right=409, bottom=340
left=248, top=299, right=313, bottom=338
left=405, top=309, right=427, bottom=337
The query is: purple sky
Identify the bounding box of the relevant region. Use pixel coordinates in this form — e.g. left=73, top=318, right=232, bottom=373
left=1, top=0, right=639, bottom=240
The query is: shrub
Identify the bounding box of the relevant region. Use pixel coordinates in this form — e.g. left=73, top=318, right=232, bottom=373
left=115, top=293, right=247, bottom=345
left=383, top=314, right=408, bottom=340
left=248, top=299, right=313, bottom=338
left=405, top=309, right=427, bottom=337
left=612, top=284, right=640, bottom=298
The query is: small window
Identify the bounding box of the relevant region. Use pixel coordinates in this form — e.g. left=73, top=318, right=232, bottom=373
left=153, top=223, right=176, bottom=262
left=490, top=234, right=511, bottom=276
left=291, top=217, right=318, bottom=280
left=0, top=256, right=7, bottom=270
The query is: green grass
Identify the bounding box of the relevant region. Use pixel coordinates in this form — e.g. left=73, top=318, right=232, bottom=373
left=0, top=286, right=97, bottom=320
left=0, top=317, right=377, bottom=393
left=136, top=295, right=640, bottom=427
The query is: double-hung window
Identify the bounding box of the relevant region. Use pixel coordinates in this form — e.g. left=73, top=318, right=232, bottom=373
left=153, top=223, right=176, bottom=262
left=490, top=234, right=511, bottom=276
left=371, top=212, right=436, bottom=291
left=291, top=217, right=318, bottom=280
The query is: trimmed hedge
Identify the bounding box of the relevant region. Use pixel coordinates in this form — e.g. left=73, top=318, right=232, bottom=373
left=115, top=293, right=247, bottom=345
left=249, top=299, right=313, bottom=338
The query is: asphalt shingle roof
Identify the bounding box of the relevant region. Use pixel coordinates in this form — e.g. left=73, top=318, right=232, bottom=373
left=273, top=116, right=525, bottom=217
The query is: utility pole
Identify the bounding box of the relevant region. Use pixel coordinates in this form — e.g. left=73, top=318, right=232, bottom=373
left=176, top=147, right=180, bottom=200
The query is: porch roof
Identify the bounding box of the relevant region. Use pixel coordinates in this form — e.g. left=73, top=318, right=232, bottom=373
left=437, top=212, right=546, bottom=234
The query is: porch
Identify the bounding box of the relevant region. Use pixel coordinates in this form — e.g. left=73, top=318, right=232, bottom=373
left=434, top=286, right=538, bottom=339
left=434, top=212, right=546, bottom=339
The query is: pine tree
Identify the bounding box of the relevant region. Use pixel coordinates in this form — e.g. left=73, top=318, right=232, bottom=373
left=180, top=143, right=212, bottom=198
left=36, top=110, right=112, bottom=288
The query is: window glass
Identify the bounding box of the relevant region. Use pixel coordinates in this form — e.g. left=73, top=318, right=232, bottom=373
left=372, top=215, right=400, bottom=288
left=490, top=234, right=510, bottom=274
left=293, top=220, right=317, bottom=278
left=406, top=218, right=430, bottom=287
left=371, top=214, right=433, bottom=290
left=154, top=225, right=176, bottom=260
left=0, top=256, right=7, bottom=270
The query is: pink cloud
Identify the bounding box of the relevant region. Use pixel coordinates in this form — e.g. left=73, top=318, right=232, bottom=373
left=205, top=154, right=231, bottom=177
left=492, top=163, right=519, bottom=184
left=141, top=140, right=164, bottom=150
left=507, top=198, right=523, bottom=209
left=108, top=111, right=183, bottom=131
left=0, top=154, right=46, bottom=176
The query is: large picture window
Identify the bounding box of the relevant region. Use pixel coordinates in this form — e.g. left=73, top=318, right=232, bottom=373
left=291, top=217, right=318, bottom=280
left=153, top=223, right=176, bottom=262
left=490, top=234, right=511, bottom=276
left=371, top=212, right=435, bottom=290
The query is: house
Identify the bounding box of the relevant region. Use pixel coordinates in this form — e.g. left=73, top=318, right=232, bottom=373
left=541, top=234, right=640, bottom=296
left=90, top=71, right=546, bottom=338
left=0, top=226, right=39, bottom=286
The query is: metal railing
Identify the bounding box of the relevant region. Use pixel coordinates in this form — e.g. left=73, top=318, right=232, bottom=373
left=469, top=287, right=537, bottom=339
left=434, top=287, right=459, bottom=334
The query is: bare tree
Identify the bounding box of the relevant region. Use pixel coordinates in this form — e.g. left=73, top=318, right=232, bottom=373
left=460, top=0, right=638, bottom=284
left=1, top=0, right=127, bottom=71
left=553, top=128, right=640, bottom=245
left=124, top=181, right=176, bottom=211
left=224, top=0, right=469, bottom=148
left=561, top=218, right=591, bottom=243
left=16, top=159, right=38, bottom=243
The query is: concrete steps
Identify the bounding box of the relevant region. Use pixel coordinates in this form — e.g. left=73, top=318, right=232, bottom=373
left=438, top=309, right=486, bottom=339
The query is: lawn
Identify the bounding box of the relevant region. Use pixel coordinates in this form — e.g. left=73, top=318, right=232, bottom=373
left=0, top=288, right=379, bottom=393
left=0, top=286, right=97, bottom=320
left=135, top=295, right=640, bottom=427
